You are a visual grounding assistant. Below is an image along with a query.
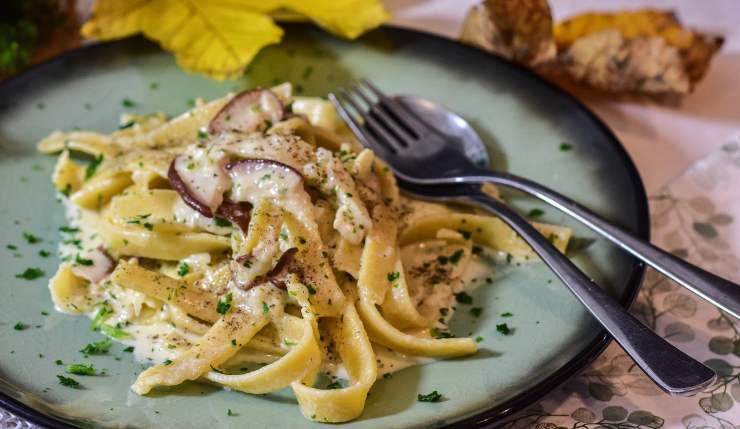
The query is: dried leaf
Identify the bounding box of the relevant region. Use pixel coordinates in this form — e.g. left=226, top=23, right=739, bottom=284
left=554, top=9, right=723, bottom=94
left=460, top=0, right=556, bottom=66
left=82, top=0, right=387, bottom=79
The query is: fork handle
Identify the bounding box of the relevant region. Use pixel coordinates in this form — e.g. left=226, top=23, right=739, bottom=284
left=467, top=170, right=740, bottom=320
left=466, top=191, right=715, bottom=395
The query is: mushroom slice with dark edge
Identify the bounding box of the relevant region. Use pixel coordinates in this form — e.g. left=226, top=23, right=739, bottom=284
left=241, top=248, right=300, bottom=290
left=167, top=151, right=230, bottom=218
left=215, top=200, right=252, bottom=233
left=208, top=89, right=284, bottom=134
left=71, top=247, right=115, bottom=283
left=226, top=159, right=304, bottom=203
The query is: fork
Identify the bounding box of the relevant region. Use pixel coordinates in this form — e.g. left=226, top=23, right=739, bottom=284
left=330, top=83, right=717, bottom=395
left=329, top=79, right=740, bottom=321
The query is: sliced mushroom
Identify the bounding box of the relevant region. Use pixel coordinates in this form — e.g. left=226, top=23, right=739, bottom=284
left=208, top=89, right=284, bottom=135
left=226, top=159, right=304, bottom=204
left=244, top=248, right=300, bottom=290
left=71, top=247, right=115, bottom=284
left=215, top=199, right=253, bottom=233
left=167, top=149, right=230, bottom=218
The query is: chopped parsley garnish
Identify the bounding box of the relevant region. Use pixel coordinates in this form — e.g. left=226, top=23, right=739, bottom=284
left=177, top=262, right=190, bottom=277
left=496, top=323, right=512, bottom=335
left=6, top=244, right=17, bottom=250
left=449, top=249, right=464, bottom=265
left=501, top=312, right=513, bottom=317
left=55, top=359, right=63, bottom=365
left=84, top=154, right=104, bottom=180
left=75, top=254, right=94, bottom=266
left=326, top=380, right=342, bottom=389
left=284, top=339, right=297, bottom=347
left=22, top=232, right=41, bottom=244
left=214, top=217, right=232, bottom=227
left=66, top=363, right=96, bottom=376
left=123, top=346, right=135, bottom=353
left=41, top=311, right=49, bottom=316
left=15, top=267, right=44, bottom=280
left=527, top=208, right=544, bottom=218
left=470, top=307, right=482, bottom=317
left=417, top=391, right=442, bottom=402
left=454, top=291, right=473, bottom=305
left=262, top=301, right=269, bottom=314
left=430, top=328, right=454, bottom=339
left=387, top=271, right=400, bottom=282
left=90, top=305, right=112, bottom=330
left=306, top=284, right=317, bottom=295
left=231, top=339, right=237, bottom=346
left=38, top=249, right=50, bottom=257
left=60, top=183, right=72, bottom=197
left=475, top=336, right=484, bottom=343
left=143, top=222, right=154, bottom=231
left=163, top=359, right=173, bottom=366
left=216, top=293, right=233, bottom=315
left=118, top=121, right=135, bottom=130
left=101, top=324, right=129, bottom=339
left=57, top=375, right=80, bottom=388
left=13, top=321, right=26, bottom=330
left=121, top=98, right=136, bottom=108
left=437, top=255, right=448, bottom=265
left=80, top=338, right=112, bottom=355
left=197, top=129, right=208, bottom=140
left=560, top=143, right=572, bottom=152
left=227, top=409, right=236, bottom=416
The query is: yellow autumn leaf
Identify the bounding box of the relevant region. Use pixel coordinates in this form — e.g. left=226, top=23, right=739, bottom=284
left=81, top=0, right=388, bottom=80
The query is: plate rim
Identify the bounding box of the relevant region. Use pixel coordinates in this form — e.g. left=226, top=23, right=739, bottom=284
left=0, top=24, right=650, bottom=429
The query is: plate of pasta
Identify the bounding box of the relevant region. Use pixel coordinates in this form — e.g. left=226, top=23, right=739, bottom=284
left=0, top=25, right=648, bottom=428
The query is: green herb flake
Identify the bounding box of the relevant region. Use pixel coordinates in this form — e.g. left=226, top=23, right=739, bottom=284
left=383, top=373, right=392, bottom=379
left=6, top=244, right=17, bottom=250
left=501, top=312, right=513, bottom=317
left=387, top=271, right=400, bottom=282
left=57, top=375, right=80, bottom=388
left=123, top=346, right=135, bottom=353
left=75, top=254, right=94, bottom=266
left=454, top=291, right=473, bottom=305
left=214, top=217, right=232, bottom=227
left=39, top=249, right=50, bottom=257
left=496, top=323, right=512, bottom=335
left=430, top=328, right=454, bottom=339
left=13, top=321, right=26, bottom=331
left=227, top=409, right=236, bottom=416
left=121, top=98, right=136, bottom=108
left=41, top=311, right=49, bottom=316
left=59, top=226, right=79, bottom=233
left=163, top=359, right=173, bottom=366
left=216, top=293, right=233, bottom=315
left=262, top=301, right=270, bottom=314
left=101, top=324, right=130, bottom=340
left=55, top=359, right=63, bottom=365
left=326, top=380, right=342, bottom=389
left=306, top=284, right=317, bottom=295
left=284, top=339, right=297, bottom=347
left=449, top=249, right=464, bottom=265
left=475, top=336, right=484, bottom=343
left=231, top=339, right=237, bottom=346
left=417, top=390, right=443, bottom=402
left=84, top=154, right=104, bottom=180
left=15, top=267, right=44, bottom=280
left=527, top=208, right=545, bottom=218
left=66, top=363, right=96, bottom=376
left=177, top=262, right=190, bottom=277
left=22, top=232, right=41, bottom=244
left=196, top=129, right=208, bottom=140
left=470, top=307, right=483, bottom=317
left=560, top=143, right=572, bottom=152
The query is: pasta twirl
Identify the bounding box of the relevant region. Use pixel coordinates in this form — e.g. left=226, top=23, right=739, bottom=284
left=40, top=82, right=571, bottom=423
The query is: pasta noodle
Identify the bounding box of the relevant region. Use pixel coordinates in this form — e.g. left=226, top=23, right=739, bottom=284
left=39, top=82, right=572, bottom=423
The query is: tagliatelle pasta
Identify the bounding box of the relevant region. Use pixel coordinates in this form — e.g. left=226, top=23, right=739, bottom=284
left=39, top=82, right=571, bottom=423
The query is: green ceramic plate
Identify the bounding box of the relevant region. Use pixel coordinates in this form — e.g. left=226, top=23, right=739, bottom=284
left=0, top=25, right=648, bottom=428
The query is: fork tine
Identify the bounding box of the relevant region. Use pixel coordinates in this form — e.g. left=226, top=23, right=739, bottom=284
left=359, top=78, right=429, bottom=134
left=338, top=88, right=406, bottom=153
left=329, top=92, right=393, bottom=158
left=348, top=83, right=415, bottom=147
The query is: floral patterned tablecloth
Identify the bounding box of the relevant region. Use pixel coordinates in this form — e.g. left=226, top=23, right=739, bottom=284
left=3, top=139, right=739, bottom=429
left=506, top=135, right=740, bottom=429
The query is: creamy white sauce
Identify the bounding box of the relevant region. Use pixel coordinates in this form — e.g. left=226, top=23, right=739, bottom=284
left=174, top=145, right=229, bottom=213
